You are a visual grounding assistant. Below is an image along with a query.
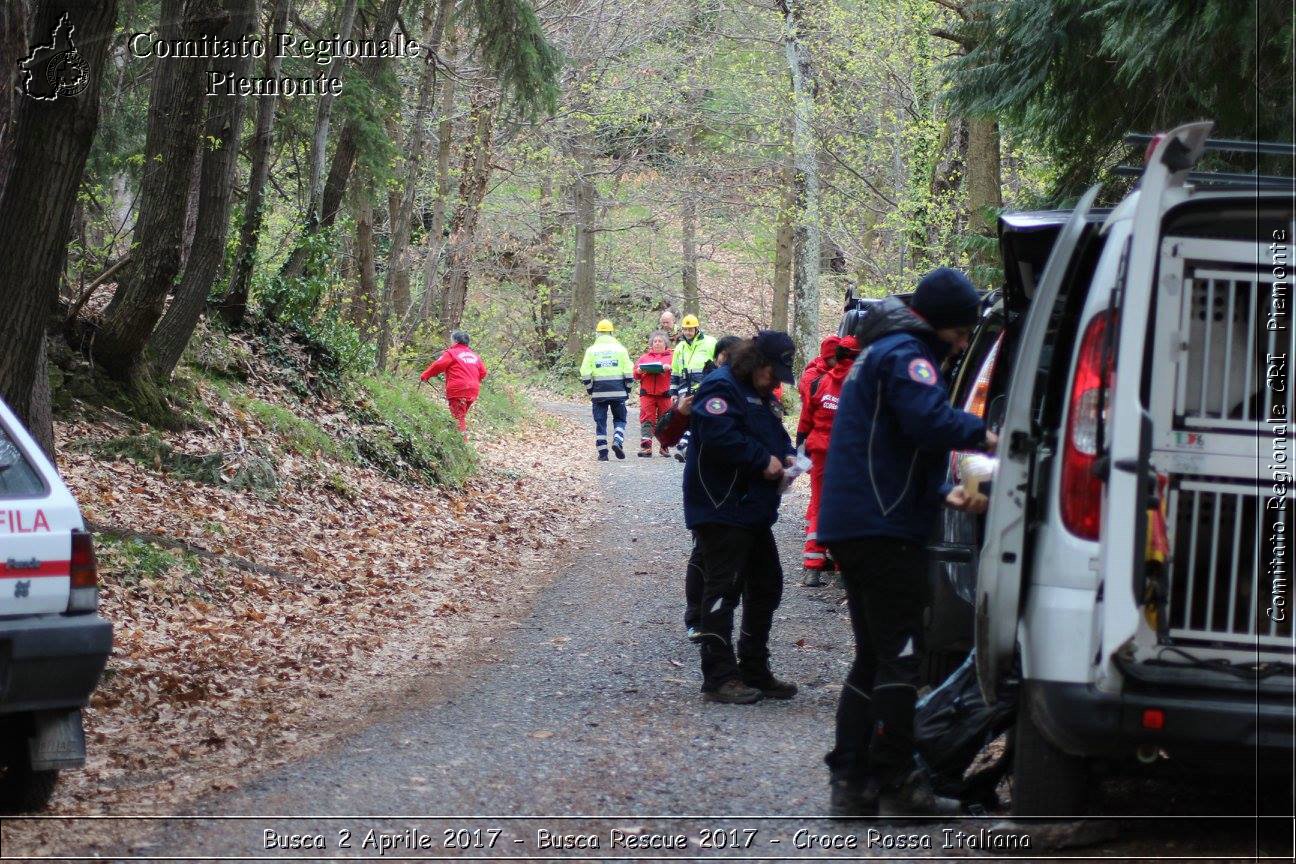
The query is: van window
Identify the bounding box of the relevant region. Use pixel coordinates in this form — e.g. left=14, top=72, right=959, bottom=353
left=0, top=424, right=46, bottom=498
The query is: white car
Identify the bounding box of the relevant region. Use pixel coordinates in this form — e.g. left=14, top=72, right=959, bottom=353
left=978, top=122, right=1294, bottom=814
left=0, top=397, right=111, bottom=812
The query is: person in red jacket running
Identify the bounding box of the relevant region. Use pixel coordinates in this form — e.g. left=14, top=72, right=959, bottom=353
left=796, top=335, right=860, bottom=585
left=420, top=331, right=488, bottom=436
left=634, top=331, right=674, bottom=457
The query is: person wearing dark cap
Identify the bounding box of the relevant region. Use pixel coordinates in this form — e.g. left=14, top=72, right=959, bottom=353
left=817, top=267, right=997, bottom=816
left=683, top=330, right=798, bottom=704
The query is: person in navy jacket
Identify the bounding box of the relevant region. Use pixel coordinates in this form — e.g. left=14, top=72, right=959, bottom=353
left=684, top=331, right=798, bottom=704
left=818, top=268, right=998, bottom=816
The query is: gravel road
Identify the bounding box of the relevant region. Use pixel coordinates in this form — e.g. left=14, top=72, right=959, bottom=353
left=51, top=402, right=1289, bottom=860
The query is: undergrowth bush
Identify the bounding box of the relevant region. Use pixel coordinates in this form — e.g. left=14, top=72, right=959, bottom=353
left=238, top=398, right=354, bottom=462
left=77, top=432, right=279, bottom=495
left=351, top=375, right=475, bottom=487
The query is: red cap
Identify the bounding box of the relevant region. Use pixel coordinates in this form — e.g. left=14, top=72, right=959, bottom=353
left=819, top=335, right=842, bottom=358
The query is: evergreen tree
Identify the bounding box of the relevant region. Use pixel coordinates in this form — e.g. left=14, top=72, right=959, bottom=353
left=945, top=0, right=1294, bottom=196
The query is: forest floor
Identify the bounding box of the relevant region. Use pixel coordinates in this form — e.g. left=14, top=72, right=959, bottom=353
left=4, top=404, right=1287, bottom=861
left=3, top=329, right=599, bottom=841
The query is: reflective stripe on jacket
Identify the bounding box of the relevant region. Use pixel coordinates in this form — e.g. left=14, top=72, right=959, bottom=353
left=580, top=334, right=633, bottom=401
left=670, top=332, right=717, bottom=395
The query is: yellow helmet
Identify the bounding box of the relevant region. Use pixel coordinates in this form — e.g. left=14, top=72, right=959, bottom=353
left=596, top=319, right=615, bottom=333
left=681, top=314, right=700, bottom=328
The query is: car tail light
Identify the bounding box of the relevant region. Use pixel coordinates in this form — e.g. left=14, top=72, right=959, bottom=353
left=68, top=529, right=98, bottom=613
left=950, top=334, right=1004, bottom=477
left=1060, top=312, right=1113, bottom=539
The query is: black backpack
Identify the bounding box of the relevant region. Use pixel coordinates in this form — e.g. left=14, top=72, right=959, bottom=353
left=913, top=650, right=1018, bottom=809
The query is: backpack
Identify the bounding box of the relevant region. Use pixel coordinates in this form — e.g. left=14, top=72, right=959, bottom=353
left=913, top=650, right=1018, bottom=809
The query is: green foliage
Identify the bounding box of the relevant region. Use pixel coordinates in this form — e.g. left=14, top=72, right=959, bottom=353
left=79, top=433, right=279, bottom=495
left=97, top=536, right=202, bottom=589
left=350, top=375, right=476, bottom=487
left=462, top=0, right=563, bottom=118
left=238, top=398, right=356, bottom=462
left=945, top=0, right=1295, bottom=196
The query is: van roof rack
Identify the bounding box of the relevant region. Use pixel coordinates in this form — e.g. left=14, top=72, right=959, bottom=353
left=1110, top=165, right=1293, bottom=190
left=1114, top=133, right=1294, bottom=189
left=1123, top=133, right=1296, bottom=157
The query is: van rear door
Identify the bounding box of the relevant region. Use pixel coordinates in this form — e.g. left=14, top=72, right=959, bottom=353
left=0, top=402, right=77, bottom=616
left=976, top=186, right=1101, bottom=703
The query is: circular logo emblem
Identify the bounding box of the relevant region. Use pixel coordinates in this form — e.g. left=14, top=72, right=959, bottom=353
left=908, top=358, right=936, bottom=385
left=704, top=397, right=728, bottom=415
left=47, top=50, right=88, bottom=98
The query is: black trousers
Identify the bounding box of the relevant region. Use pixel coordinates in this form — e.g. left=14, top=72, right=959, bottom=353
left=693, top=523, right=784, bottom=690
left=684, top=540, right=702, bottom=632
left=824, top=536, right=930, bottom=786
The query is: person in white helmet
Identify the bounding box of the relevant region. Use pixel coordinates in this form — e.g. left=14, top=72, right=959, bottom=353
left=579, top=320, right=634, bottom=460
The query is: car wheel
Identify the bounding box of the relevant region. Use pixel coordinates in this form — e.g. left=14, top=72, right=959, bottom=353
left=1011, top=689, right=1088, bottom=816
left=0, top=740, right=59, bottom=814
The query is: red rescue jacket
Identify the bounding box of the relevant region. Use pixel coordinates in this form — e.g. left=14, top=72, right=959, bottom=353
left=420, top=343, right=488, bottom=399
left=633, top=349, right=674, bottom=396
left=797, top=356, right=854, bottom=455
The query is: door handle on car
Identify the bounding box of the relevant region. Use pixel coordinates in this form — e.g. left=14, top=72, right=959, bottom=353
left=928, top=543, right=975, bottom=564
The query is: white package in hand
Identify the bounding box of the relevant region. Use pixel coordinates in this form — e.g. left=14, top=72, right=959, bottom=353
left=957, top=453, right=998, bottom=496
left=780, top=454, right=814, bottom=494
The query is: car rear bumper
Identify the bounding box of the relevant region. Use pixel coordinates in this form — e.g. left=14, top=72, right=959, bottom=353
left=1028, top=678, right=1295, bottom=767
left=0, top=614, right=112, bottom=713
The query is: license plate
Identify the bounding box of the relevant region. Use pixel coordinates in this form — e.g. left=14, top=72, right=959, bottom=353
left=28, top=709, right=86, bottom=770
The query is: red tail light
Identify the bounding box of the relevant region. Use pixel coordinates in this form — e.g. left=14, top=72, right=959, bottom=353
left=70, top=530, right=98, bottom=588
left=1060, top=312, right=1113, bottom=539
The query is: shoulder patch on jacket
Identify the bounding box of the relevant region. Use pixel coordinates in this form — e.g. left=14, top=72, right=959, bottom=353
left=907, top=357, right=936, bottom=385
left=703, top=396, right=729, bottom=415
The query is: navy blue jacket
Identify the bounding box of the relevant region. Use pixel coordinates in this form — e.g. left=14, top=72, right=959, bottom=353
left=683, top=366, right=795, bottom=530
left=818, top=300, right=986, bottom=544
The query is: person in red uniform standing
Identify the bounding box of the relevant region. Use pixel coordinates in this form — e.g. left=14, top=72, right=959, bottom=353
left=798, top=335, right=841, bottom=409
left=420, top=330, right=488, bottom=436
left=796, top=336, right=860, bottom=585
left=634, top=331, right=674, bottom=457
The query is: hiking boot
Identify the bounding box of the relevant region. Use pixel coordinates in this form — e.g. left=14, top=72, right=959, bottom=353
left=878, top=767, right=962, bottom=818
left=801, top=568, right=824, bottom=587
left=703, top=678, right=762, bottom=705
left=597, top=452, right=609, bottom=462
left=659, top=447, right=670, bottom=457
left=637, top=449, right=653, bottom=458
left=741, top=669, right=797, bottom=699
left=673, top=450, right=686, bottom=463
left=612, top=442, right=625, bottom=459
left=829, top=778, right=880, bottom=818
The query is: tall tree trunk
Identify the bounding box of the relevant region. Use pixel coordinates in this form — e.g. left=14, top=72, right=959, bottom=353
left=375, top=0, right=452, bottom=368
left=437, top=85, right=498, bottom=338
left=680, top=193, right=698, bottom=316
left=562, top=149, right=597, bottom=361
left=278, top=0, right=402, bottom=285
left=348, top=185, right=378, bottom=330
left=0, top=0, right=116, bottom=453
left=0, top=0, right=31, bottom=200
left=148, top=0, right=258, bottom=380
left=771, top=168, right=793, bottom=332
left=215, top=0, right=291, bottom=327
left=781, top=0, right=820, bottom=368
left=94, top=0, right=222, bottom=382
left=412, top=36, right=460, bottom=332
left=966, top=116, right=1002, bottom=237
left=305, top=0, right=359, bottom=225
left=527, top=177, right=561, bottom=362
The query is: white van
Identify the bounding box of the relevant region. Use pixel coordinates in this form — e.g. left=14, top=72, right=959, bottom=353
left=0, top=397, right=111, bottom=812
left=977, top=122, right=1293, bottom=814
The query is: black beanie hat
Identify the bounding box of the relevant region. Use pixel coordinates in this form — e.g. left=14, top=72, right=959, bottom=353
left=912, top=267, right=981, bottom=329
